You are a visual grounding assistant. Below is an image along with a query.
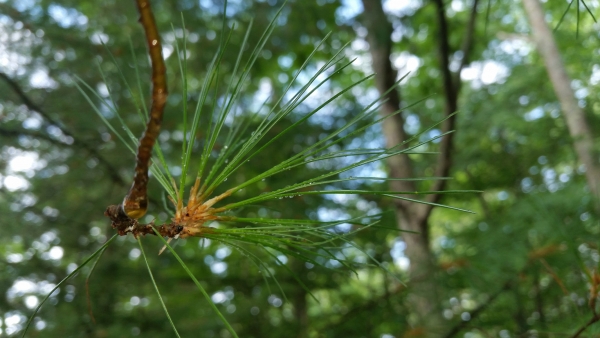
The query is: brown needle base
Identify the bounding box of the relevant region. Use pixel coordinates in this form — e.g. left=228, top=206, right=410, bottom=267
left=105, top=204, right=183, bottom=238
left=104, top=204, right=218, bottom=239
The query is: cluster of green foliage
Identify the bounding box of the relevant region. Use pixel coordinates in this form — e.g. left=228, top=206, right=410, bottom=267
left=1, top=0, right=599, bottom=337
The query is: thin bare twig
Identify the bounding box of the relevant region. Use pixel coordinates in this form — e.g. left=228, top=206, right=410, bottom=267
left=454, top=0, right=480, bottom=90
left=0, top=72, right=125, bottom=185
left=539, top=258, right=569, bottom=295
left=572, top=270, right=600, bottom=337
left=444, top=279, right=513, bottom=338
left=120, top=0, right=168, bottom=219
left=0, top=126, right=70, bottom=146
left=571, top=313, right=600, bottom=337
left=444, top=252, right=560, bottom=337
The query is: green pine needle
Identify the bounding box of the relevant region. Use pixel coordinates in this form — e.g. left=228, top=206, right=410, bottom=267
left=72, top=1, right=475, bottom=335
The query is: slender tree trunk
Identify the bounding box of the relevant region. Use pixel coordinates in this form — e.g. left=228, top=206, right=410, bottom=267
left=361, top=0, right=479, bottom=333
left=398, top=211, right=445, bottom=333
left=522, top=0, right=600, bottom=200
left=361, top=0, right=444, bottom=333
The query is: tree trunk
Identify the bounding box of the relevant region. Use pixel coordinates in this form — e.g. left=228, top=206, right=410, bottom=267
left=361, top=0, right=480, bottom=333
left=522, top=0, right=600, bottom=200
left=397, top=210, right=445, bottom=333
left=361, top=0, right=444, bottom=334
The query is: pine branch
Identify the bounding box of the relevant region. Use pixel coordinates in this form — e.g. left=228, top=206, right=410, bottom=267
left=121, top=0, right=169, bottom=219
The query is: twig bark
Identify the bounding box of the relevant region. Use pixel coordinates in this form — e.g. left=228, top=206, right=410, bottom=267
left=571, top=313, right=600, bottom=338
left=120, top=0, right=169, bottom=219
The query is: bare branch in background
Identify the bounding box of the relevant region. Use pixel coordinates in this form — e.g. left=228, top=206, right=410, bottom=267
left=444, top=278, right=512, bottom=338
left=454, top=0, right=480, bottom=90
left=0, top=72, right=125, bottom=186
left=0, top=126, right=71, bottom=147
left=424, top=0, right=479, bottom=218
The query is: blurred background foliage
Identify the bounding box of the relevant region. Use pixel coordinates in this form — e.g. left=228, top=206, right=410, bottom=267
left=1, top=0, right=600, bottom=337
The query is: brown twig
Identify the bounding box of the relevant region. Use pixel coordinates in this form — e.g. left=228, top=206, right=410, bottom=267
left=0, top=72, right=125, bottom=186
left=572, top=271, right=600, bottom=337
left=118, top=0, right=168, bottom=220
left=571, top=313, right=600, bottom=337
left=539, top=258, right=569, bottom=296
left=103, top=204, right=220, bottom=238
